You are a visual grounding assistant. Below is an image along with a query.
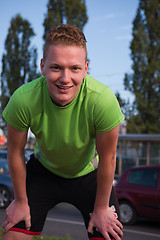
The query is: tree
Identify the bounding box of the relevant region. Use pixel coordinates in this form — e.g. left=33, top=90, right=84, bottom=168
left=124, top=0, right=160, bottom=133
left=43, top=0, right=88, bottom=40
left=0, top=14, right=40, bottom=131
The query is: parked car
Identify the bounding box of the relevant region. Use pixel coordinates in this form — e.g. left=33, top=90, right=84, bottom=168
left=0, top=149, right=8, bottom=160
left=0, top=159, right=9, bottom=174
left=115, top=165, right=160, bottom=224
left=0, top=159, right=13, bottom=208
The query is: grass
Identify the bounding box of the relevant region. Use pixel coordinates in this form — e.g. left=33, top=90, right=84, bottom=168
left=33, top=235, right=73, bottom=240
left=0, top=228, right=73, bottom=240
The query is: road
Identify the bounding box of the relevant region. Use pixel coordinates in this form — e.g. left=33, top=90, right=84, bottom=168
left=1, top=203, right=160, bottom=240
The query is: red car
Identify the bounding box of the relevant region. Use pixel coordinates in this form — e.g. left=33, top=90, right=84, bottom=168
left=115, top=165, right=160, bottom=224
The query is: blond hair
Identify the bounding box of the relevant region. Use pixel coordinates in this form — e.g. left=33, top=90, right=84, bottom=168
left=43, top=24, right=87, bottom=61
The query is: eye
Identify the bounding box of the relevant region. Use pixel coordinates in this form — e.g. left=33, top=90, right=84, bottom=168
left=72, top=66, right=81, bottom=72
left=50, top=65, right=61, bottom=71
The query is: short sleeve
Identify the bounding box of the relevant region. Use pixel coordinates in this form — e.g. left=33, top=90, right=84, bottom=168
left=2, top=87, right=30, bottom=131
left=94, top=87, right=124, bottom=133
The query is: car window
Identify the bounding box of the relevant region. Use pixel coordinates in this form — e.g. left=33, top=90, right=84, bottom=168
left=0, top=152, right=7, bottom=159
left=128, top=168, right=159, bottom=188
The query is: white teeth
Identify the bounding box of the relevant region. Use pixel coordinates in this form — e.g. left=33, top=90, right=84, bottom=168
left=59, top=86, right=70, bottom=89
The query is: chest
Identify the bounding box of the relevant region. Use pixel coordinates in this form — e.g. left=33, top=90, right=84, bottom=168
left=30, top=103, right=95, bottom=147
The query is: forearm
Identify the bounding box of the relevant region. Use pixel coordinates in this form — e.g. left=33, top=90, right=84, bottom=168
left=3, top=125, right=31, bottom=232
left=94, top=155, right=116, bottom=210
left=7, top=124, right=28, bottom=204
left=8, top=151, right=28, bottom=203
left=88, top=153, right=123, bottom=239
left=94, top=126, right=119, bottom=211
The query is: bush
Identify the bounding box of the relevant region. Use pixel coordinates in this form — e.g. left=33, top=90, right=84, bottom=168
left=0, top=229, right=73, bottom=240
left=33, top=235, right=73, bottom=240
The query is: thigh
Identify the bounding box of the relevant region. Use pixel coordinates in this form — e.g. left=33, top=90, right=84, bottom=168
left=71, top=170, right=121, bottom=239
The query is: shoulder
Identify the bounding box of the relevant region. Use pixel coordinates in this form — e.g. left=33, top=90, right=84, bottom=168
left=13, top=76, right=46, bottom=97
left=2, top=76, right=47, bottom=131
left=84, top=74, right=109, bottom=93
left=84, top=74, right=116, bottom=103
left=83, top=75, right=124, bottom=133
left=4, top=76, right=46, bottom=117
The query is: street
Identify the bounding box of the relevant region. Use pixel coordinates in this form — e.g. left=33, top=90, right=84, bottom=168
left=1, top=203, right=160, bottom=240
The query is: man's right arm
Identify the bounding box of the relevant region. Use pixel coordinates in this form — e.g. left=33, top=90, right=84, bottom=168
left=2, top=123, right=31, bottom=233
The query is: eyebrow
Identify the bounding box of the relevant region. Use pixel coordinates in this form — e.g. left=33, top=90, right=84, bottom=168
left=50, top=63, right=82, bottom=68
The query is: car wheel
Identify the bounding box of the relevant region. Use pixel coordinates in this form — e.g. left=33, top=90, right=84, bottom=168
left=0, top=185, right=11, bottom=208
left=119, top=200, right=137, bottom=224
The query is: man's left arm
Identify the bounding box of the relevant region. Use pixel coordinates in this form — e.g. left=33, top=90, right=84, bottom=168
left=88, top=125, right=123, bottom=240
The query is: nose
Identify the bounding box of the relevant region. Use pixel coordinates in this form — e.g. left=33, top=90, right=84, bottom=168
left=60, top=69, right=70, bottom=84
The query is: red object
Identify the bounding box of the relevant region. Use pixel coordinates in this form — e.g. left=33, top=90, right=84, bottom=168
left=10, top=228, right=41, bottom=235
left=0, top=135, right=6, bottom=145
left=115, top=165, right=160, bottom=224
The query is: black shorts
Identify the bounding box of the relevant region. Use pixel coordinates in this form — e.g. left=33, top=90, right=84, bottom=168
left=10, top=154, right=121, bottom=239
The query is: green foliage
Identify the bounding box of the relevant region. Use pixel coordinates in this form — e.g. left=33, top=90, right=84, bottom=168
left=0, top=14, right=41, bottom=131
left=124, top=0, right=160, bottom=133
left=33, top=234, right=73, bottom=240
left=43, top=0, right=88, bottom=40
left=0, top=229, right=73, bottom=240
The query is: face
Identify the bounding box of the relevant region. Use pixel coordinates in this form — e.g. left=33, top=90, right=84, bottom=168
left=40, top=44, right=89, bottom=106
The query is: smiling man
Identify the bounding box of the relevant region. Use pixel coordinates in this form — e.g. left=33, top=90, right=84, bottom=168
left=2, top=25, right=124, bottom=240
left=41, top=44, right=88, bottom=106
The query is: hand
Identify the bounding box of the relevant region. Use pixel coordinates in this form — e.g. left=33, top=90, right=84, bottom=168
left=88, top=205, right=123, bottom=240
left=2, top=199, right=31, bottom=233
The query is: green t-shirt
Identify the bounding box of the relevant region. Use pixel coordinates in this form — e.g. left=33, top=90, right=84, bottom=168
left=3, top=74, right=124, bottom=178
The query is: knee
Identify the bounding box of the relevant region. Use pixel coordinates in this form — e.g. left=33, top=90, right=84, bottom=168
left=2, top=231, right=33, bottom=240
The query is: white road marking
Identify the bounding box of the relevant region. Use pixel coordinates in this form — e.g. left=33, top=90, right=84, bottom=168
left=46, top=217, right=85, bottom=226
left=124, top=228, right=160, bottom=238
left=46, top=217, right=160, bottom=238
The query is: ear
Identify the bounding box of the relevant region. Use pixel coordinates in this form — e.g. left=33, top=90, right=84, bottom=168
left=40, top=58, right=45, bottom=76
left=84, top=61, right=89, bottom=77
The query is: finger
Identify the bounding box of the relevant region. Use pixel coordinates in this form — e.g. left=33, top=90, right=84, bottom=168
left=114, top=225, right=123, bottom=237
left=108, top=229, right=121, bottom=240
left=115, top=219, right=123, bottom=229
left=3, top=215, right=7, bottom=222
left=100, top=229, right=110, bottom=240
left=88, top=221, right=94, bottom=235
left=2, top=216, right=9, bottom=228
left=25, top=216, right=31, bottom=231
left=2, top=220, right=7, bottom=228
left=3, top=222, right=14, bottom=234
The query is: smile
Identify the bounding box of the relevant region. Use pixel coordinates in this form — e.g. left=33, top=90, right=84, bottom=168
left=56, top=85, right=72, bottom=90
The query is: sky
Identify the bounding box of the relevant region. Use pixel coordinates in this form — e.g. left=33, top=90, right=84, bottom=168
left=0, top=0, right=139, bottom=102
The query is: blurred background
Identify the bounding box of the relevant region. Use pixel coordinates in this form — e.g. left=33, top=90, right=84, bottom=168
left=0, top=1, right=160, bottom=238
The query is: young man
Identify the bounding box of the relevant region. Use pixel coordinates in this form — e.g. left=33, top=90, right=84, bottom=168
left=2, top=24, right=124, bottom=240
